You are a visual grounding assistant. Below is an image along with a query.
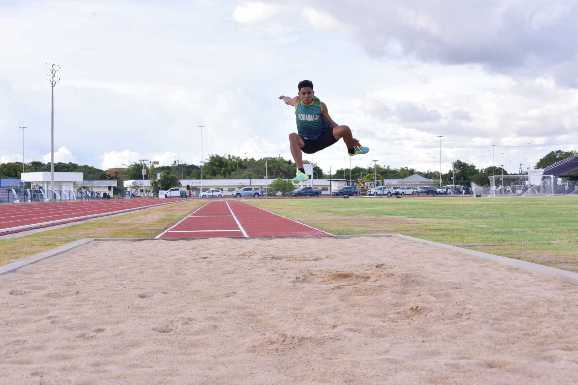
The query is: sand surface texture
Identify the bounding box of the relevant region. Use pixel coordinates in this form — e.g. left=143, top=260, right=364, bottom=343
left=2, top=236, right=578, bottom=385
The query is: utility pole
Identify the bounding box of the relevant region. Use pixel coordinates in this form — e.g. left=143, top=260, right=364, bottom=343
left=49, top=64, right=61, bottom=200
left=437, top=135, right=443, bottom=187
left=500, top=164, right=504, bottom=193
left=138, top=159, right=148, bottom=197
left=19, top=126, right=27, bottom=175
left=372, top=159, right=378, bottom=188
left=198, top=124, right=205, bottom=197
left=349, top=156, right=352, bottom=186
left=329, top=166, right=332, bottom=195
left=265, top=158, right=268, bottom=197
left=492, top=144, right=496, bottom=194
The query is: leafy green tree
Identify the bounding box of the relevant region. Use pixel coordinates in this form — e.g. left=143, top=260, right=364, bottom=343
left=536, top=150, right=575, bottom=169
left=451, top=160, right=481, bottom=186
left=158, top=171, right=180, bottom=190
left=269, top=178, right=294, bottom=195
left=0, top=162, right=22, bottom=178
left=125, top=163, right=145, bottom=179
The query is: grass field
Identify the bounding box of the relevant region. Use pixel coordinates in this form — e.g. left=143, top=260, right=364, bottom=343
left=2, top=196, right=578, bottom=273
left=250, top=196, right=578, bottom=272
left=0, top=200, right=201, bottom=267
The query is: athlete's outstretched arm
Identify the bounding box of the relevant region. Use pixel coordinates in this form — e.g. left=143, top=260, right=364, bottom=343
left=321, top=102, right=338, bottom=128
left=278, top=95, right=299, bottom=106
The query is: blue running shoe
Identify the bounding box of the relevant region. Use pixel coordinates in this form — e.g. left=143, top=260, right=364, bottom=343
left=292, top=169, right=309, bottom=183
left=349, top=146, right=369, bottom=156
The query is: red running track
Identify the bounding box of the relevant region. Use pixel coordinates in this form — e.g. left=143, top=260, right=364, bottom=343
left=157, top=200, right=332, bottom=239
left=0, top=198, right=171, bottom=236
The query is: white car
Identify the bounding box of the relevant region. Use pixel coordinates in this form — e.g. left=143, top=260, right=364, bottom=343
left=200, top=188, right=223, bottom=198
left=393, top=187, right=416, bottom=195
left=369, top=186, right=393, bottom=196
left=159, top=187, right=186, bottom=198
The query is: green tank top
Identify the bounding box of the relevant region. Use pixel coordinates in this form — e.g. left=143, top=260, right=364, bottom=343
left=295, top=97, right=327, bottom=140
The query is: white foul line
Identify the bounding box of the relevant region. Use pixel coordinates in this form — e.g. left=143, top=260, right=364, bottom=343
left=252, top=205, right=334, bottom=237
left=225, top=200, right=249, bottom=238
left=154, top=202, right=210, bottom=239
left=167, top=229, right=242, bottom=233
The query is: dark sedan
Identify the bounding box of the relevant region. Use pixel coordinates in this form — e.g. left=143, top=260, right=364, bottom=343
left=291, top=187, right=322, bottom=197
left=332, top=186, right=359, bottom=196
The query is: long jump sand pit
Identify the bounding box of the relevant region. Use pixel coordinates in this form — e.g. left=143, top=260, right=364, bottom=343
left=2, top=236, right=578, bottom=385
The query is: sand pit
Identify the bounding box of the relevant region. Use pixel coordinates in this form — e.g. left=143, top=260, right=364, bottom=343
left=2, top=236, right=578, bottom=385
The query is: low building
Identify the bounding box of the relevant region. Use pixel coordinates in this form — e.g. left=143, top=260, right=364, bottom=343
left=544, top=156, right=578, bottom=179
left=21, top=172, right=83, bottom=200
left=82, top=180, right=118, bottom=195
left=0, top=178, right=21, bottom=188
left=383, top=174, right=434, bottom=188
left=179, top=178, right=347, bottom=196
left=123, top=179, right=153, bottom=197
left=19, top=172, right=119, bottom=200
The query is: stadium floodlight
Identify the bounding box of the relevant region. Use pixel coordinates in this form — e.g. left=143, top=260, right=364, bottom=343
left=491, top=144, right=497, bottom=197
left=197, top=125, right=205, bottom=195
left=19, top=126, right=27, bottom=175
left=437, top=136, right=444, bottom=187
left=372, top=159, right=378, bottom=187
left=48, top=64, right=61, bottom=200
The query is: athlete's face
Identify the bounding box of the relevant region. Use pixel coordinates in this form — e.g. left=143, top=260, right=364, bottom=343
left=299, top=87, right=314, bottom=104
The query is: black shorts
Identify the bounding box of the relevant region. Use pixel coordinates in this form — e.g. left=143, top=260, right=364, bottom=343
left=300, top=129, right=338, bottom=154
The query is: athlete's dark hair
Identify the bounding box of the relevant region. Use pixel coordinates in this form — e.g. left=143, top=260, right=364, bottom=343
left=298, top=80, right=314, bottom=90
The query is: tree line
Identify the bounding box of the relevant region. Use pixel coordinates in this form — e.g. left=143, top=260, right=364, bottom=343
left=1, top=150, right=575, bottom=188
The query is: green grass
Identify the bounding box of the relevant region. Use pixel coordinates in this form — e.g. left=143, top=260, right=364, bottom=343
left=250, top=196, right=578, bottom=272
left=0, top=200, right=201, bottom=267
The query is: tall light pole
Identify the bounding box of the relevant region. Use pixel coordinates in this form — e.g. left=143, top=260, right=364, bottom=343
left=437, top=135, right=444, bottom=187
left=500, top=152, right=505, bottom=193
left=372, top=159, right=378, bottom=187
left=197, top=124, right=205, bottom=196
left=19, top=126, right=27, bottom=175
left=49, top=64, right=61, bottom=200
left=500, top=164, right=504, bottom=193
left=491, top=144, right=496, bottom=193
left=265, top=158, right=268, bottom=197
left=349, top=156, right=352, bottom=186
left=329, top=166, right=332, bottom=195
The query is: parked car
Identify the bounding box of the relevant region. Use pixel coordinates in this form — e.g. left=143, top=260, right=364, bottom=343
left=393, top=187, right=416, bottom=196
left=291, top=186, right=322, bottom=197
left=368, top=186, right=396, bottom=196
left=161, top=187, right=186, bottom=198
left=235, top=186, right=262, bottom=198
left=436, top=187, right=449, bottom=195
left=200, top=188, right=223, bottom=198
left=415, top=186, right=437, bottom=196
left=332, top=186, right=359, bottom=196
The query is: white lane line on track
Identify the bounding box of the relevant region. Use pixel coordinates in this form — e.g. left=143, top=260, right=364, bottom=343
left=188, top=215, right=231, bottom=218
left=247, top=205, right=334, bottom=237
left=167, top=230, right=242, bottom=233
left=225, top=200, right=249, bottom=238
left=154, top=202, right=210, bottom=239
left=1, top=202, right=171, bottom=237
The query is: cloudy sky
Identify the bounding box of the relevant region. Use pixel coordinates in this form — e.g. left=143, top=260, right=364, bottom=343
left=1, top=0, right=578, bottom=174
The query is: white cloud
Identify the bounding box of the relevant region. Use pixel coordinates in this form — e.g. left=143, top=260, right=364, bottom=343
left=1, top=0, right=577, bottom=176
left=233, top=2, right=281, bottom=24
left=100, top=150, right=140, bottom=170
left=302, top=7, right=343, bottom=31
left=42, top=146, right=75, bottom=163
left=0, top=153, right=19, bottom=164
left=101, top=150, right=184, bottom=170
left=150, top=152, right=179, bottom=167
